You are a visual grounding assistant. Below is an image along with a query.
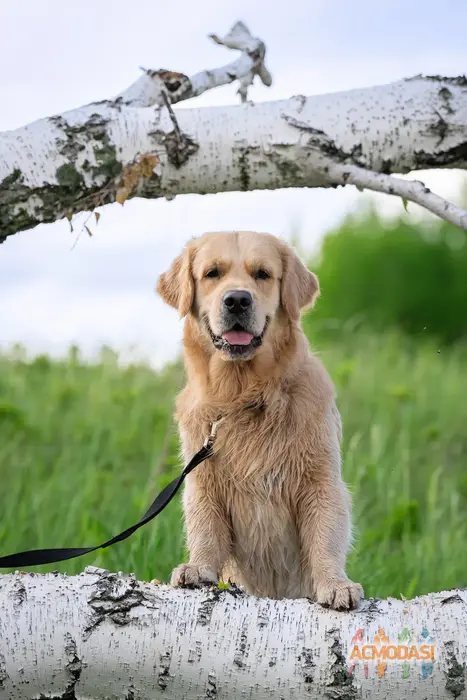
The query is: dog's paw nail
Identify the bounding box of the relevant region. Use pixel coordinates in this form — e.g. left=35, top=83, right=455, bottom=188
left=170, top=563, right=218, bottom=588
left=317, top=578, right=364, bottom=611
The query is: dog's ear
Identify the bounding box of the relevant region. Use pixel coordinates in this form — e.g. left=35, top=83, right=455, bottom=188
left=280, top=246, right=320, bottom=321
left=157, top=244, right=195, bottom=317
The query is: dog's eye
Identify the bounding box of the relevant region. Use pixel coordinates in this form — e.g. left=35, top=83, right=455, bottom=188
left=255, top=269, right=270, bottom=281
left=205, top=268, right=220, bottom=279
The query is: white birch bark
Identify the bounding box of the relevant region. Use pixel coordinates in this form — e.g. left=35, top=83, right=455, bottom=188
left=0, top=567, right=465, bottom=700
left=0, top=22, right=466, bottom=241
left=113, top=21, right=271, bottom=108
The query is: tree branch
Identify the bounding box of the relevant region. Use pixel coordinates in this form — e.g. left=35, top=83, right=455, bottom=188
left=324, top=161, right=467, bottom=229
left=114, top=21, right=272, bottom=108
left=0, top=568, right=465, bottom=699
left=1, top=19, right=466, bottom=242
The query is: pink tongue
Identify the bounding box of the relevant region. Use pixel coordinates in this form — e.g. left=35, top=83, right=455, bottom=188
left=222, top=330, right=254, bottom=346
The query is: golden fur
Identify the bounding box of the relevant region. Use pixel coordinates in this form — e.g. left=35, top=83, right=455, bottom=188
left=157, top=231, right=363, bottom=609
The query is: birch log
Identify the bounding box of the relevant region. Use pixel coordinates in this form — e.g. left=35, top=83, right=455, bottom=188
left=0, top=567, right=466, bottom=699
left=0, top=20, right=466, bottom=241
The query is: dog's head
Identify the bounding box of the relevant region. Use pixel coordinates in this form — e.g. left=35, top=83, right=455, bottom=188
left=157, top=231, right=319, bottom=361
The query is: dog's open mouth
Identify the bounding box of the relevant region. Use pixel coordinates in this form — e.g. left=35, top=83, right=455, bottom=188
left=206, top=319, right=269, bottom=356
left=222, top=325, right=254, bottom=346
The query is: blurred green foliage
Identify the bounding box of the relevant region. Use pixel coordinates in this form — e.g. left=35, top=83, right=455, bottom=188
left=307, top=208, right=467, bottom=344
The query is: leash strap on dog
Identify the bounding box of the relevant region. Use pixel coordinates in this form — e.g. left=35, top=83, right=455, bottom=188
left=0, top=420, right=223, bottom=569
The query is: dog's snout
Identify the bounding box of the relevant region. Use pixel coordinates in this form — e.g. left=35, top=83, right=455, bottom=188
left=223, top=290, right=252, bottom=314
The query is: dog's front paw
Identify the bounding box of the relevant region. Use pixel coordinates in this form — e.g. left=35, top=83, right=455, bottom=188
left=170, top=563, right=218, bottom=588
left=316, top=577, right=364, bottom=611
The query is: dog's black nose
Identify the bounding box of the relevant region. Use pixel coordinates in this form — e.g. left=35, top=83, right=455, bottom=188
left=223, top=290, right=252, bottom=314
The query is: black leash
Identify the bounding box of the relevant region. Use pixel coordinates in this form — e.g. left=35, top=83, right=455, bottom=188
left=0, top=421, right=222, bottom=569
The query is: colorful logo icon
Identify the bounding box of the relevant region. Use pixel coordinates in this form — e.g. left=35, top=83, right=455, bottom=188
left=348, top=627, right=435, bottom=679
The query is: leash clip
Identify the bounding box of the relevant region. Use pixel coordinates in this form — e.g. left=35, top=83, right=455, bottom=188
left=204, top=416, right=224, bottom=450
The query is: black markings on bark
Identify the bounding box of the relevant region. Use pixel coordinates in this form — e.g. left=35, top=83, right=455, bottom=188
left=84, top=570, right=145, bottom=639
left=162, top=130, right=199, bottom=168
left=11, top=578, right=27, bottom=608
left=256, top=608, right=270, bottom=627
left=196, top=584, right=244, bottom=626
left=93, top=97, right=124, bottom=109
left=298, top=647, right=315, bottom=690
left=406, top=74, right=467, bottom=87
left=149, top=92, right=199, bottom=168
left=445, top=640, right=466, bottom=699
left=158, top=648, right=173, bottom=690
left=51, top=633, right=82, bottom=700
left=357, top=597, right=383, bottom=621
left=324, top=628, right=357, bottom=700
left=282, top=116, right=326, bottom=138
left=34, top=694, right=77, bottom=699
left=414, top=141, right=467, bottom=168
left=428, top=110, right=450, bottom=147
left=238, top=148, right=251, bottom=191
left=282, top=114, right=366, bottom=167
left=0, top=170, right=33, bottom=242
left=205, top=672, right=218, bottom=698
left=225, top=582, right=245, bottom=598
left=290, top=94, right=307, bottom=113
left=441, top=593, right=465, bottom=605
left=233, top=621, right=249, bottom=668
left=381, top=159, right=393, bottom=174
left=270, top=154, right=302, bottom=186
left=439, top=87, right=455, bottom=115
left=188, top=640, right=203, bottom=664
left=0, top=652, right=7, bottom=688
left=197, top=594, right=218, bottom=626
left=426, top=75, right=467, bottom=87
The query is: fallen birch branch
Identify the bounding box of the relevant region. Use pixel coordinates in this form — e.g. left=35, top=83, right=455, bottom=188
left=1, top=22, right=466, bottom=242
left=0, top=568, right=465, bottom=699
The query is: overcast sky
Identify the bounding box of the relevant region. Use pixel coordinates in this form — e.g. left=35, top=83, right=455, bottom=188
left=1, top=0, right=466, bottom=366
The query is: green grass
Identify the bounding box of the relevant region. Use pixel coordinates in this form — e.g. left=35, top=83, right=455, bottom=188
left=1, top=332, right=466, bottom=599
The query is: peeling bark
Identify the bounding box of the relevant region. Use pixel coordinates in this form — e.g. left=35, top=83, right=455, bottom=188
left=0, top=568, right=466, bottom=699
left=113, top=21, right=271, bottom=109
left=0, top=25, right=467, bottom=240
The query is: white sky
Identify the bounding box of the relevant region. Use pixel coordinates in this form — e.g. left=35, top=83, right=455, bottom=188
left=1, top=0, right=466, bottom=366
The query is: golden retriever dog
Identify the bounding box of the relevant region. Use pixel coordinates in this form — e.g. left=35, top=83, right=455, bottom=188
left=157, top=231, right=363, bottom=610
